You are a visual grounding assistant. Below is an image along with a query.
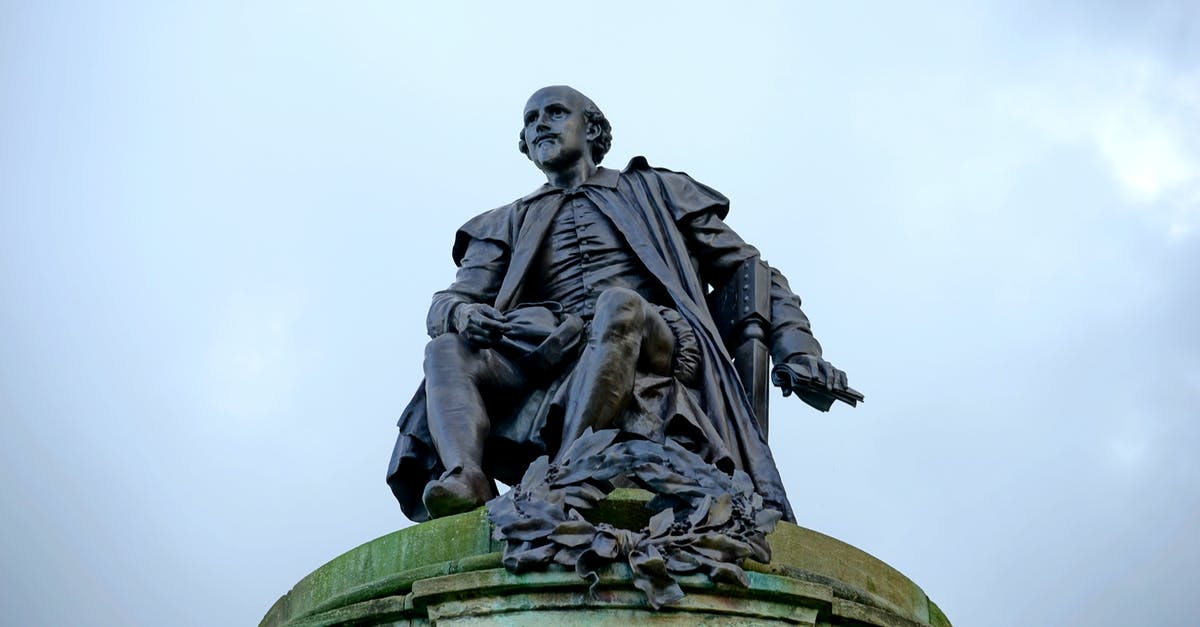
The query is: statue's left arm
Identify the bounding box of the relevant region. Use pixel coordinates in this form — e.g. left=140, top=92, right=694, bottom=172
left=681, top=209, right=820, bottom=361
left=650, top=167, right=854, bottom=402
left=682, top=209, right=856, bottom=402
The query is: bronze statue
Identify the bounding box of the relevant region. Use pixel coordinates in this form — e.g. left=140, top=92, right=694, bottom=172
left=387, top=86, right=859, bottom=525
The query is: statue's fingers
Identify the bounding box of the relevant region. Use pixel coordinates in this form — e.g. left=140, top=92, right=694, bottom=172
left=820, top=361, right=836, bottom=391
left=478, top=305, right=507, bottom=323
left=476, top=316, right=507, bottom=332
left=798, top=358, right=819, bottom=384
left=835, top=369, right=848, bottom=391
left=471, top=323, right=497, bottom=340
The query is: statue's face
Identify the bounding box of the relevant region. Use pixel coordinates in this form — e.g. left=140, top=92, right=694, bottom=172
left=523, top=87, right=593, bottom=172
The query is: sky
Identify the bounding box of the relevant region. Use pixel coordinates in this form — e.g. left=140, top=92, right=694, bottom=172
left=1, top=1, right=1197, bottom=625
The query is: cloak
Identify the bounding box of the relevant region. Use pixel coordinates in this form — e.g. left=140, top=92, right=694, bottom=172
left=387, top=157, right=822, bottom=522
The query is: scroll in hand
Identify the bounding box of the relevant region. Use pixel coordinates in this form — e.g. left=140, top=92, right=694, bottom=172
left=771, top=356, right=864, bottom=412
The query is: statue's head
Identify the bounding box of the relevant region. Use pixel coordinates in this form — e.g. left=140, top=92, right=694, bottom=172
left=519, top=86, right=612, bottom=170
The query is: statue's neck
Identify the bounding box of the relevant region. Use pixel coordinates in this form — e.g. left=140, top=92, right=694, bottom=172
left=543, top=160, right=597, bottom=191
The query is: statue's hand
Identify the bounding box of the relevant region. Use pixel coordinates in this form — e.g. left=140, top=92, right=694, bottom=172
left=453, top=303, right=510, bottom=348
left=780, top=355, right=847, bottom=394
left=771, top=355, right=863, bottom=411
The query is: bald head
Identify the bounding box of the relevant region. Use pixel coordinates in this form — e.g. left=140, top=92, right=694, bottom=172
left=526, top=85, right=591, bottom=110
left=518, top=85, right=612, bottom=165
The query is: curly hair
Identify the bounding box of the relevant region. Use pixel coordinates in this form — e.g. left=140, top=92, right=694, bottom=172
left=518, top=97, right=613, bottom=165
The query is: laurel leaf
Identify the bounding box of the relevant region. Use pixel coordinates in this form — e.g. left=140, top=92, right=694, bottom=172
left=548, top=519, right=597, bottom=548
left=687, top=495, right=713, bottom=527
left=702, top=493, right=733, bottom=529
left=647, top=508, right=675, bottom=538
left=707, top=562, right=750, bottom=587
left=556, top=428, right=619, bottom=465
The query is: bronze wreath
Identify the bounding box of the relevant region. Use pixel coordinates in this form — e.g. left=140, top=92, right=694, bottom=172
left=486, top=428, right=783, bottom=609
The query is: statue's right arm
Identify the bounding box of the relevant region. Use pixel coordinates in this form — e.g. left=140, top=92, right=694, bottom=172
left=426, top=237, right=510, bottom=338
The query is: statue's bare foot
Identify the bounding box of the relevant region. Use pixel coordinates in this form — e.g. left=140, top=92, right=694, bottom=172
left=422, top=468, right=494, bottom=518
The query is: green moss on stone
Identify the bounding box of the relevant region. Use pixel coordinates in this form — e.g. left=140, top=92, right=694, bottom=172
left=261, top=507, right=494, bottom=626
left=263, top=490, right=952, bottom=626
left=581, top=487, right=654, bottom=529
left=928, top=598, right=952, bottom=627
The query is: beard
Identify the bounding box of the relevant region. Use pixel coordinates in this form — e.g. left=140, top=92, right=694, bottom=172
left=534, top=142, right=584, bottom=171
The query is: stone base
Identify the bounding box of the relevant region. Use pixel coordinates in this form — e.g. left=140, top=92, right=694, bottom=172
left=261, top=490, right=951, bottom=627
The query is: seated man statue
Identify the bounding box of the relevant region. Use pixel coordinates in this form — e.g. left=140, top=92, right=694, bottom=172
left=387, top=86, right=852, bottom=523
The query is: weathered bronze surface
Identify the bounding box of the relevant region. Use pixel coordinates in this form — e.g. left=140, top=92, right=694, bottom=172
left=385, top=87, right=861, bottom=602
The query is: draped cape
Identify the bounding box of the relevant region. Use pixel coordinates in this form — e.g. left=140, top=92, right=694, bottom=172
left=387, top=157, right=816, bottom=522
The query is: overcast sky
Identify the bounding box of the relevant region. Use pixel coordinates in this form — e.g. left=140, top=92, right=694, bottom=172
left=2, top=2, right=1198, bottom=625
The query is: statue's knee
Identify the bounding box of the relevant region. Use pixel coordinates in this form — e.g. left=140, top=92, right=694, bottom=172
left=595, top=287, right=643, bottom=315
left=593, top=287, right=645, bottom=338
left=424, top=334, right=470, bottom=370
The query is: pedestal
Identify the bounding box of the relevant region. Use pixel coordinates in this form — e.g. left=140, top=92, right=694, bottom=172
left=261, top=490, right=951, bottom=626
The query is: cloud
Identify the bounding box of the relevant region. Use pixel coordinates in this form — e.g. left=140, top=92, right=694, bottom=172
left=1107, top=420, right=1152, bottom=470
left=998, top=49, right=1200, bottom=236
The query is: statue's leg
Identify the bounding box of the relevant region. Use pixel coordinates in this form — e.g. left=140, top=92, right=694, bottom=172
left=557, top=287, right=675, bottom=453
left=422, top=333, right=524, bottom=517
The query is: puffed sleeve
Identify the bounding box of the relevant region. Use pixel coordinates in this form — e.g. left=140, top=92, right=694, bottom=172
left=426, top=206, right=515, bottom=337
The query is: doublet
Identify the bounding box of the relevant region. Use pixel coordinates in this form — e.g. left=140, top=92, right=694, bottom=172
left=530, top=191, right=667, bottom=319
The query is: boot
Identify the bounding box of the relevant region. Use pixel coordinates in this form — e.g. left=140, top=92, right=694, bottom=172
left=422, top=466, right=496, bottom=518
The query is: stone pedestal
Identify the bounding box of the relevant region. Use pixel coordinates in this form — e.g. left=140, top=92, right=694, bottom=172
left=261, top=490, right=951, bottom=627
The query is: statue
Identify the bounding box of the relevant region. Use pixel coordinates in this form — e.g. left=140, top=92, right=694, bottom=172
left=386, top=85, right=859, bottom=529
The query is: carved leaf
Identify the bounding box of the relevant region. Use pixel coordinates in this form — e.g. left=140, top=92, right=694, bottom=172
left=663, top=549, right=703, bottom=574
left=707, top=561, right=750, bottom=587
left=502, top=542, right=558, bottom=573
left=496, top=514, right=558, bottom=542
left=553, top=457, right=607, bottom=487
left=591, top=531, right=620, bottom=559
left=702, top=494, right=733, bottom=529
left=755, top=507, right=783, bottom=533
left=596, top=442, right=644, bottom=476
left=630, top=462, right=708, bottom=499
left=553, top=545, right=587, bottom=567
left=688, top=533, right=753, bottom=562
left=748, top=534, right=772, bottom=563
left=646, top=508, right=675, bottom=539
left=558, top=480, right=608, bottom=505
left=575, top=548, right=605, bottom=597
left=629, top=546, right=683, bottom=609
left=519, top=494, right=569, bottom=523
left=687, top=495, right=713, bottom=527
left=520, top=456, right=551, bottom=489
left=556, top=428, right=619, bottom=466
left=549, top=519, right=598, bottom=548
